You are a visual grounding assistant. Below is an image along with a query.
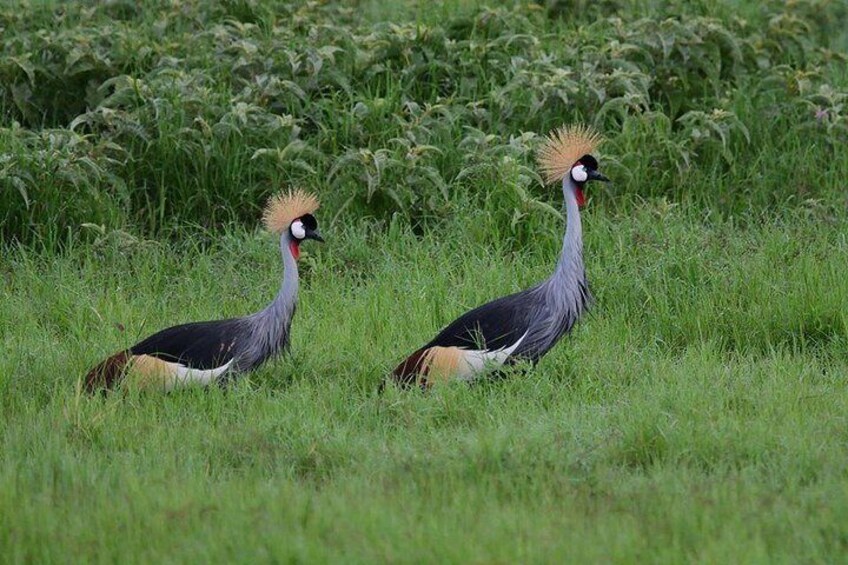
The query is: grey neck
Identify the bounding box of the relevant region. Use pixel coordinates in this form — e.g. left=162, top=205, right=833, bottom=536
left=552, top=175, right=583, bottom=280
left=524, top=174, right=588, bottom=358
left=275, top=231, right=299, bottom=312
left=241, top=232, right=299, bottom=367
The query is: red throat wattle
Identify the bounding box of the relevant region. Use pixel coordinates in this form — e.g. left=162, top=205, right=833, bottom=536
left=289, top=241, right=300, bottom=260
left=575, top=187, right=586, bottom=207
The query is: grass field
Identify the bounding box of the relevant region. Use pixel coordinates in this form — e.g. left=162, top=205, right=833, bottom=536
left=3, top=0, right=848, bottom=562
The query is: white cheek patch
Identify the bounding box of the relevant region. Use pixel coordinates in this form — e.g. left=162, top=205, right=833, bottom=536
left=571, top=165, right=588, bottom=183
left=291, top=220, right=306, bottom=240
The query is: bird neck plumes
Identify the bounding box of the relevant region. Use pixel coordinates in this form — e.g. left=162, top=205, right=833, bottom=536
left=243, top=232, right=299, bottom=365
left=560, top=175, right=584, bottom=267
left=280, top=232, right=300, bottom=298
left=542, top=174, right=584, bottom=292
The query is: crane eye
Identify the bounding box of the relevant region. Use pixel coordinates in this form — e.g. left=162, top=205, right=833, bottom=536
left=291, top=220, right=306, bottom=239
left=571, top=165, right=588, bottom=183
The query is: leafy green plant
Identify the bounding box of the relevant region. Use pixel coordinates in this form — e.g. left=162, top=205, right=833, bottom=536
left=0, top=125, right=128, bottom=246
left=0, top=0, right=846, bottom=247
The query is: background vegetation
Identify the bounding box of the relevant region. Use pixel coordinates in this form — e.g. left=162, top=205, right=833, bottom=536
left=2, top=0, right=848, bottom=561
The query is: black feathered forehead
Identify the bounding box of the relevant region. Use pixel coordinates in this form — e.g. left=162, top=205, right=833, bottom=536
left=577, top=154, right=598, bottom=170
left=297, top=214, right=318, bottom=230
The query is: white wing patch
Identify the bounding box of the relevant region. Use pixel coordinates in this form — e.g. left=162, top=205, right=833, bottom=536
left=129, top=355, right=234, bottom=391
left=171, top=359, right=234, bottom=389
left=451, top=331, right=528, bottom=381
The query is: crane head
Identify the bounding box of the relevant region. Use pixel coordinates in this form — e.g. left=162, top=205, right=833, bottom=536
left=289, top=214, right=322, bottom=242
left=262, top=188, right=323, bottom=260
left=569, top=154, right=608, bottom=183
left=536, top=124, right=608, bottom=207
left=569, top=154, right=609, bottom=206
left=288, top=214, right=323, bottom=260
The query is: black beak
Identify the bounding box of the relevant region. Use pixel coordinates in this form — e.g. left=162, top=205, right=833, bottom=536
left=306, top=229, right=325, bottom=243
left=587, top=169, right=610, bottom=182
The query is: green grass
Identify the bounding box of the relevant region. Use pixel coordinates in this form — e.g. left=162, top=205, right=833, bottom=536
left=3, top=0, right=848, bottom=561
left=3, top=204, right=848, bottom=561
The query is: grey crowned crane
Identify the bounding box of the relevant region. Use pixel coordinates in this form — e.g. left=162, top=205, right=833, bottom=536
left=390, top=124, right=608, bottom=388
left=84, top=189, right=323, bottom=392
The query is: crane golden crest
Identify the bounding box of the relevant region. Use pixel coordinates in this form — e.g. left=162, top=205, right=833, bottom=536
left=537, top=124, right=604, bottom=185
left=263, top=189, right=320, bottom=234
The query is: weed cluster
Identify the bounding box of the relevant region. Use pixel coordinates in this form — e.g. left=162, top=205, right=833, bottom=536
left=1, top=0, right=846, bottom=247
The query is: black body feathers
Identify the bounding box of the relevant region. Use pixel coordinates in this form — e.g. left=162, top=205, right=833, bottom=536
left=425, top=289, right=536, bottom=352
left=130, top=319, right=243, bottom=369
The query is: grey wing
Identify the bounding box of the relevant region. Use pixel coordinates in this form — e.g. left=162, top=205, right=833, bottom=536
left=514, top=278, right=591, bottom=362
left=425, top=288, right=540, bottom=352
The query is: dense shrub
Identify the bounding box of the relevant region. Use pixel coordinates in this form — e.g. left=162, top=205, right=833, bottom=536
left=0, top=0, right=846, bottom=246
left=0, top=126, right=128, bottom=246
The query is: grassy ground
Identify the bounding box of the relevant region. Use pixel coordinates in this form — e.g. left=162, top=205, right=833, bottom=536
left=3, top=0, right=848, bottom=562
left=3, top=203, right=848, bottom=561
